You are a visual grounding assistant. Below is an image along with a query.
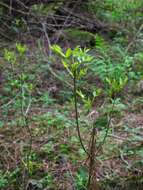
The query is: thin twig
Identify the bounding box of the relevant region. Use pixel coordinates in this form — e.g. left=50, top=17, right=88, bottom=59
left=42, top=22, right=52, bottom=57
left=95, top=98, right=116, bottom=155
left=0, top=92, right=20, bottom=108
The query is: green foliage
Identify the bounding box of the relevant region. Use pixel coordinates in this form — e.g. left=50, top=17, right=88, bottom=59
left=59, top=143, right=71, bottom=154
left=28, top=173, right=54, bottom=189
left=39, top=173, right=54, bottom=188
left=89, top=46, right=137, bottom=97
left=51, top=45, right=102, bottom=108
left=39, top=92, right=55, bottom=105
left=0, top=171, right=8, bottom=189
left=95, top=34, right=109, bottom=49
left=33, top=111, right=73, bottom=130
left=89, top=0, right=143, bottom=25
left=103, top=98, right=126, bottom=115
left=1, top=0, right=143, bottom=189
left=41, top=142, right=54, bottom=154
left=16, top=43, right=27, bottom=55
left=52, top=44, right=135, bottom=99
left=134, top=52, right=143, bottom=75
left=4, top=49, right=16, bottom=64
left=105, top=77, right=128, bottom=97
left=51, top=45, right=93, bottom=78
left=3, top=44, right=34, bottom=114
left=75, top=167, right=88, bottom=190
left=2, top=45, right=45, bottom=124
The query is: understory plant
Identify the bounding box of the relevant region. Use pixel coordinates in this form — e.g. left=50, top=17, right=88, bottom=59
left=51, top=45, right=99, bottom=190
left=4, top=43, right=33, bottom=189
left=51, top=45, right=132, bottom=190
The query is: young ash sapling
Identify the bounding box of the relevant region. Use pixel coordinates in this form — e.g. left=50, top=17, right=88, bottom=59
left=51, top=45, right=100, bottom=190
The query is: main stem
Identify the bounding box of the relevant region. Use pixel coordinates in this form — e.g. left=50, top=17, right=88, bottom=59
left=73, top=72, right=99, bottom=190
left=73, top=71, right=89, bottom=156
left=87, top=126, right=100, bottom=190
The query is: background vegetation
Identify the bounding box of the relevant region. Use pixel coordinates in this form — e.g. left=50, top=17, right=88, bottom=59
left=0, top=0, right=143, bottom=189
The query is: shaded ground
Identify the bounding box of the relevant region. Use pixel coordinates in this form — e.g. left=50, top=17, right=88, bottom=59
left=0, top=83, right=143, bottom=189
